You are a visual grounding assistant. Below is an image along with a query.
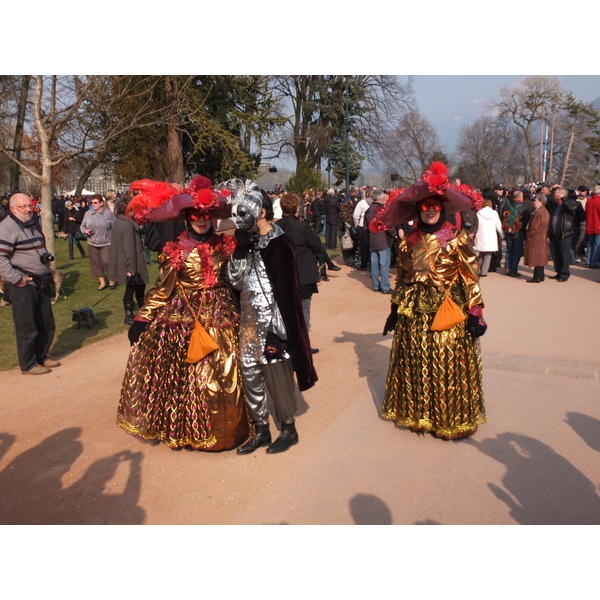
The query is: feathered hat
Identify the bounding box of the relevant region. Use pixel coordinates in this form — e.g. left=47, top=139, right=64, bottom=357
left=126, top=175, right=231, bottom=224
left=370, top=162, right=483, bottom=232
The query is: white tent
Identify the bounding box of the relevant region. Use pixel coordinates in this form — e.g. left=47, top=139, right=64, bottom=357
left=64, top=189, right=96, bottom=196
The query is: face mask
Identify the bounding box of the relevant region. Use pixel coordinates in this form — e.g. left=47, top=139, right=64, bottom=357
left=219, top=179, right=263, bottom=232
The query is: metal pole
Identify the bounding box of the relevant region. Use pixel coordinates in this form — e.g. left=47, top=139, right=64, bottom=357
left=345, top=98, right=350, bottom=196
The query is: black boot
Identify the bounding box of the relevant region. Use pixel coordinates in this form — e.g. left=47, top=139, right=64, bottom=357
left=237, top=423, right=272, bottom=455
left=266, top=422, right=299, bottom=454
left=124, top=301, right=135, bottom=325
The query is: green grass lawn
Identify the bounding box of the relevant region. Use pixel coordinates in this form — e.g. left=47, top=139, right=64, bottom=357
left=0, top=233, right=159, bottom=372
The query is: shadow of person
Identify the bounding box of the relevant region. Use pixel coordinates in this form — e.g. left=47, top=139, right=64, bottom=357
left=0, top=432, right=16, bottom=463
left=0, top=427, right=83, bottom=524
left=57, top=450, right=145, bottom=525
left=0, top=428, right=146, bottom=525
left=470, top=432, right=600, bottom=524
left=564, top=412, right=600, bottom=453
left=333, top=330, right=392, bottom=413
left=350, top=493, right=393, bottom=524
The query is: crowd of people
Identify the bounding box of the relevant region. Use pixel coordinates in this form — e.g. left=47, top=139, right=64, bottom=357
left=0, top=164, right=598, bottom=449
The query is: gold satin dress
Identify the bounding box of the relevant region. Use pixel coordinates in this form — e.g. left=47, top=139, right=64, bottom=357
left=116, top=232, right=249, bottom=450
left=382, top=227, right=486, bottom=438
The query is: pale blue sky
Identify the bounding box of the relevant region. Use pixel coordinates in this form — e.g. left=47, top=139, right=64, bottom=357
left=412, top=75, right=600, bottom=154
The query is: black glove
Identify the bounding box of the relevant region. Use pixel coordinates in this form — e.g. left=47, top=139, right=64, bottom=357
left=466, top=313, right=487, bottom=338
left=233, top=229, right=254, bottom=259
left=383, top=305, right=398, bottom=336
left=128, top=321, right=148, bottom=346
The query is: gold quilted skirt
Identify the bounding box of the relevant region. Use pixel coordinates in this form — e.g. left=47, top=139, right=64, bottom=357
left=116, top=287, right=249, bottom=451
left=381, top=306, right=486, bottom=439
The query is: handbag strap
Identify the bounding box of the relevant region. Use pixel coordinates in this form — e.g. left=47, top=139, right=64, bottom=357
left=420, top=233, right=457, bottom=294
left=177, top=280, right=204, bottom=323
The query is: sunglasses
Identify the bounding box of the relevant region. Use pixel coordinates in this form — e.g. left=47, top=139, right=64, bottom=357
left=90, top=201, right=102, bottom=205
left=419, top=202, right=443, bottom=212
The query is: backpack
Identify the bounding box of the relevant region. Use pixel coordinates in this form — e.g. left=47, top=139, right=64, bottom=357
left=502, top=202, right=521, bottom=234
left=140, top=222, right=164, bottom=252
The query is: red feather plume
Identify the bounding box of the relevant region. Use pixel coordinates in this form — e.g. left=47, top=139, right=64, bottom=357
left=126, top=179, right=181, bottom=223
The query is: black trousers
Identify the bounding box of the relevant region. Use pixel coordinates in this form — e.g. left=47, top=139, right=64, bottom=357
left=123, top=283, right=146, bottom=307
left=550, top=234, right=572, bottom=280
left=6, top=282, right=56, bottom=371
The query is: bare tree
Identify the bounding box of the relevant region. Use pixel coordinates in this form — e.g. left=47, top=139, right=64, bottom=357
left=378, top=107, right=442, bottom=184
left=0, top=75, right=163, bottom=255
left=495, top=76, right=563, bottom=181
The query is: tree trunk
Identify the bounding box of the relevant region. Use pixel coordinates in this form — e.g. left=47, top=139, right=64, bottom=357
left=10, top=75, right=31, bottom=191
left=40, top=163, right=55, bottom=258
left=75, top=158, right=102, bottom=196
left=165, top=77, right=185, bottom=185
left=560, top=129, right=576, bottom=187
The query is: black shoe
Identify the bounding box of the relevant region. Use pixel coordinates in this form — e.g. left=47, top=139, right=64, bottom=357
left=556, top=277, right=568, bottom=282
left=509, top=272, right=522, bottom=278
left=266, top=422, right=299, bottom=454
left=321, top=275, right=330, bottom=282
left=382, top=289, right=393, bottom=294
left=237, top=424, right=271, bottom=455
left=311, top=348, right=319, bottom=354
left=526, top=278, right=542, bottom=283
left=549, top=274, right=560, bottom=279
left=328, top=264, right=341, bottom=271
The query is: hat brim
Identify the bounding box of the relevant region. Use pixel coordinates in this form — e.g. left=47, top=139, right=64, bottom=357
left=380, top=181, right=476, bottom=226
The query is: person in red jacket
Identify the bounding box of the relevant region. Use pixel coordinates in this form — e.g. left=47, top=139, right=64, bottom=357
left=585, top=185, right=600, bottom=268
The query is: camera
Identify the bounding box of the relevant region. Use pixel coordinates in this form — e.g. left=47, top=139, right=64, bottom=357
left=85, top=230, right=94, bottom=236
left=40, top=252, right=55, bottom=264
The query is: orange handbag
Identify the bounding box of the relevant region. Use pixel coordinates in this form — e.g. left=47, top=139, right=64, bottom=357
left=422, top=234, right=466, bottom=332
left=177, top=281, right=218, bottom=363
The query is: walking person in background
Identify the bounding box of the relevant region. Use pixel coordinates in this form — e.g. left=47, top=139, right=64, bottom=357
left=323, top=188, right=341, bottom=249
left=277, top=192, right=322, bottom=353
left=364, top=189, right=395, bottom=293
left=546, top=186, right=578, bottom=282
left=524, top=194, right=551, bottom=283
left=584, top=185, right=600, bottom=268
left=81, top=194, right=116, bottom=290
left=474, top=199, right=504, bottom=277
left=108, top=198, right=149, bottom=325
left=62, top=200, right=86, bottom=260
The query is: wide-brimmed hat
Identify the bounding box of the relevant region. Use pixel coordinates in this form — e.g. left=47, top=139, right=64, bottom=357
left=126, top=175, right=231, bottom=224
left=370, top=162, right=483, bottom=231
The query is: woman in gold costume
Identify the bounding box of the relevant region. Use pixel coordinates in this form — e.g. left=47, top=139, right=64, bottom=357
left=116, top=176, right=249, bottom=451
left=371, top=162, right=487, bottom=440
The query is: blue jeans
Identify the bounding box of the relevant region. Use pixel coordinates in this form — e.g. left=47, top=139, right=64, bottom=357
left=370, top=248, right=391, bottom=291
left=586, top=234, right=600, bottom=267
left=504, top=233, right=516, bottom=270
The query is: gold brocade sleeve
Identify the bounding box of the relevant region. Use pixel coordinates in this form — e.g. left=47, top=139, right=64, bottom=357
left=136, top=252, right=178, bottom=322
left=394, top=229, right=483, bottom=309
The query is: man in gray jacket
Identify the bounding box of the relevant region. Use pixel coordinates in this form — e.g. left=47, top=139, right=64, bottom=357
left=0, top=193, right=60, bottom=374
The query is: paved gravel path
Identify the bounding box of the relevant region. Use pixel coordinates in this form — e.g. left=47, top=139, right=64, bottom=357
left=1, top=260, right=598, bottom=525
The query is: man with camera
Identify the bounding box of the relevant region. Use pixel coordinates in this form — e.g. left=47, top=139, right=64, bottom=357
left=0, top=193, right=59, bottom=374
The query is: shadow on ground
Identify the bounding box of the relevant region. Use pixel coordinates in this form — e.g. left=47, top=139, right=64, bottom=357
left=564, top=412, right=600, bottom=453
left=333, top=330, right=392, bottom=414
left=469, top=432, right=600, bottom=524
left=0, top=427, right=145, bottom=524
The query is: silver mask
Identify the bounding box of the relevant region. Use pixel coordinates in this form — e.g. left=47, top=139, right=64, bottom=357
left=218, top=179, right=263, bottom=232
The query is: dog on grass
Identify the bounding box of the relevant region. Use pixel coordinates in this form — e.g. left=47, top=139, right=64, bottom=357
left=50, top=265, right=68, bottom=304
left=72, top=307, right=98, bottom=329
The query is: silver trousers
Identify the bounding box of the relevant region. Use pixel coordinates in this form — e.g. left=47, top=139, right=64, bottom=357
left=241, top=358, right=297, bottom=426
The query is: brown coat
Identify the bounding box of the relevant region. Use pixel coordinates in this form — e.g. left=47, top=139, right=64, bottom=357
left=524, top=206, right=550, bottom=267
